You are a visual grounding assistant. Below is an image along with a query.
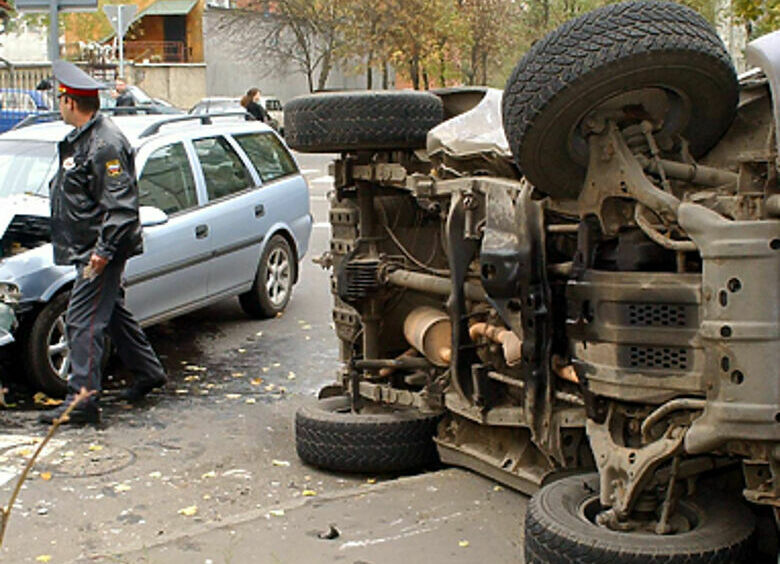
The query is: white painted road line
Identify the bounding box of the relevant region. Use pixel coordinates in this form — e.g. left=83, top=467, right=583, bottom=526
left=313, top=223, right=331, bottom=229
left=0, top=434, right=66, bottom=487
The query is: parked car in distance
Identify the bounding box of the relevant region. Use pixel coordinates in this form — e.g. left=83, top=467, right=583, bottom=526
left=190, top=96, right=284, bottom=135
left=0, top=113, right=312, bottom=396
left=99, top=85, right=181, bottom=114
left=0, top=89, right=50, bottom=133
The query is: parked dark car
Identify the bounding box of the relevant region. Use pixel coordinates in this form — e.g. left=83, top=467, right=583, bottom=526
left=0, top=89, right=50, bottom=133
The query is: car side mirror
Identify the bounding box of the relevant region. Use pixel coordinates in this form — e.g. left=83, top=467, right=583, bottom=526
left=139, top=206, right=168, bottom=227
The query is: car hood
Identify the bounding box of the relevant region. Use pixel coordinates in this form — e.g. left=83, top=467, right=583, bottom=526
left=0, top=194, right=50, bottom=239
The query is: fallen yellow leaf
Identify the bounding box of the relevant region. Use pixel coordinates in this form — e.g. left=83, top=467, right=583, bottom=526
left=114, top=484, right=131, bottom=493
left=458, top=540, right=470, bottom=548
left=269, top=509, right=285, bottom=517
left=237, top=348, right=246, bottom=354
left=183, top=375, right=200, bottom=382
left=366, top=478, right=377, bottom=484
left=17, top=449, right=33, bottom=457
left=232, top=372, right=246, bottom=378
left=40, top=472, right=52, bottom=481
left=287, top=372, right=296, bottom=380
left=302, top=490, right=317, bottom=497
left=245, top=398, right=257, bottom=404
left=272, top=362, right=281, bottom=368
left=178, top=505, right=198, bottom=517
left=250, top=378, right=264, bottom=386
left=201, top=471, right=216, bottom=479
left=149, top=471, right=162, bottom=479
left=33, top=392, right=63, bottom=407
left=300, top=324, right=312, bottom=330
left=88, top=444, right=103, bottom=452
left=225, top=394, right=241, bottom=399
left=35, top=556, right=52, bottom=563
left=271, top=459, right=290, bottom=467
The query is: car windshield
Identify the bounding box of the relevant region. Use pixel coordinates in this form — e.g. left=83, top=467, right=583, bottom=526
left=0, top=140, right=58, bottom=197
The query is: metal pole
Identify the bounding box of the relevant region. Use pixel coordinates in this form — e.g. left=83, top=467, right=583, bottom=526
left=118, top=8, right=124, bottom=77
left=48, top=0, right=59, bottom=62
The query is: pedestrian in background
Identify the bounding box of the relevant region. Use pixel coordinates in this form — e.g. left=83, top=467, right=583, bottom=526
left=241, top=88, right=269, bottom=123
left=39, top=61, right=167, bottom=426
left=112, top=76, right=135, bottom=107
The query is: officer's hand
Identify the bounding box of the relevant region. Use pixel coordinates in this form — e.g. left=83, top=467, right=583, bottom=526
left=89, top=253, right=108, bottom=276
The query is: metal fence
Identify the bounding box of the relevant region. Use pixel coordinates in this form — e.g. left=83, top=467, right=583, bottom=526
left=0, top=60, right=51, bottom=93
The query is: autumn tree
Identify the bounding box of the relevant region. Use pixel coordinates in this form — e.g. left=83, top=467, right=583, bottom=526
left=236, top=0, right=349, bottom=92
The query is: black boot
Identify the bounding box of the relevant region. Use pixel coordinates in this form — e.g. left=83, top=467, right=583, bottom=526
left=38, top=400, right=101, bottom=425
left=118, top=374, right=167, bottom=403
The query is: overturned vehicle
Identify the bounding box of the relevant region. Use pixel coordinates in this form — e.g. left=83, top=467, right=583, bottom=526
left=287, top=2, right=779, bottom=561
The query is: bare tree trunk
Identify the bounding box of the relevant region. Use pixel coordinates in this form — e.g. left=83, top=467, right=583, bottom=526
left=382, top=59, right=389, bottom=89
left=410, top=54, right=419, bottom=90
left=438, top=41, right=446, bottom=88
left=317, top=48, right=332, bottom=91
left=481, top=51, right=487, bottom=85
left=366, top=49, right=373, bottom=89
left=422, top=69, right=429, bottom=90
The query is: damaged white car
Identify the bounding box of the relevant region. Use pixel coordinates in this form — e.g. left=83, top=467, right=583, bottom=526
left=0, top=113, right=312, bottom=396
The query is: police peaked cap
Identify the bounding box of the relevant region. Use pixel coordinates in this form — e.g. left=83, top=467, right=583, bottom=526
left=53, top=60, right=107, bottom=97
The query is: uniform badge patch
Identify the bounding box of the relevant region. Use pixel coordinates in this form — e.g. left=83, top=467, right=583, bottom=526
left=106, top=159, right=122, bottom=177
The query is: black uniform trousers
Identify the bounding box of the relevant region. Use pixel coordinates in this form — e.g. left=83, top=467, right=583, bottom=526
left=66, top=258, right=164, bottom=403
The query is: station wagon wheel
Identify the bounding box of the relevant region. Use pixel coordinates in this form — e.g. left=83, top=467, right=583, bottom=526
left=25, top=292, right=70, bottom=397
left=239, top=234, right=295, bottom=319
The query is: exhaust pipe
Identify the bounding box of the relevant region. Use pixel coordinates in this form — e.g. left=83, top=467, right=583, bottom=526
left=403, top=307, right=452, bottom=366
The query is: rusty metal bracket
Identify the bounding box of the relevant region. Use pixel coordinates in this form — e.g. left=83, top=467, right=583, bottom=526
left=587, top=405, right=685, bottom=518
left=579, top=122, right=681, bottom=235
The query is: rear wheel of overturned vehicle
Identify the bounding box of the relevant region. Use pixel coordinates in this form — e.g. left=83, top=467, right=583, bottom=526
left=501, top=1, right=739, bottom=200
left=295, top=396, right=441, bottom=474
left=239, top=234, right=294, bottom=319
left=284, top=91, right=444, bottom=153
left=524, top=473, right=756, bottom=564
left=25, top=293, right=70, bottom=397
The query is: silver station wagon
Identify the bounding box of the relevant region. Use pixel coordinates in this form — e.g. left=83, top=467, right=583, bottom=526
left=0, top=113, right=312, bottom=395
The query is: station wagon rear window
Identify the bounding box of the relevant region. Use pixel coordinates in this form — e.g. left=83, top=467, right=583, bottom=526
left=233, top=132, right=297, bottom=183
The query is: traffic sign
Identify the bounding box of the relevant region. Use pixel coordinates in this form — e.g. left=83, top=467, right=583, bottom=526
left=103, top=4, right=137, bottom=38
left=15, top=0, right=97, bottom=12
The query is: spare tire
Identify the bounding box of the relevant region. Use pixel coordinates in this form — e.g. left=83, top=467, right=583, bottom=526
left=502, top=0, right=738, bottom=200
left=284, top=91, right=443, bottom=153
left=295, top=396, right=441, bottom=473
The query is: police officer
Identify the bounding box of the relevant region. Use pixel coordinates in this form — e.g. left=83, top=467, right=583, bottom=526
left=39, top=61, right=166, bottom=425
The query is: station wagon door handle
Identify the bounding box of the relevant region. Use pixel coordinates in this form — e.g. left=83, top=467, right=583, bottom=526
left=195, top=224, right=209, bottom=239
left=254, top=204, right=265, bottom=218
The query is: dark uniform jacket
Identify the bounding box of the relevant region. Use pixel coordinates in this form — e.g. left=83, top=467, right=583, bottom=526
left=50, top=113, right=143, bottom=266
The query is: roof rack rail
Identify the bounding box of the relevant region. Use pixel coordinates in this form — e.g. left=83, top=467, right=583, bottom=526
left=10, top=106, right=180, bottom=131
left=102, top=106, right=179, bottom=116
left=138, top=111, right=255, bottom=138
left=11, top=111, right=62, bottom=130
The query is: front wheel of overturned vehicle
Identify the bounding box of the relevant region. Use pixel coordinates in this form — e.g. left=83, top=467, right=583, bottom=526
left=295, top=396, right=441, bottom=474
left=524, top=473, right=756, bottom=564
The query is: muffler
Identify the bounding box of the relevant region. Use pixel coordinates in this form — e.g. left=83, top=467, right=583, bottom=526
left=403, top=307, right=452, bottom=366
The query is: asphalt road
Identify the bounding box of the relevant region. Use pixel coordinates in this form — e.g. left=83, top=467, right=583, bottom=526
left=0, top=151, right=529, bottom=563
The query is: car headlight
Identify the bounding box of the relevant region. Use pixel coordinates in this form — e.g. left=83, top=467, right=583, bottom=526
left=0, top=282, right=21, bottom=305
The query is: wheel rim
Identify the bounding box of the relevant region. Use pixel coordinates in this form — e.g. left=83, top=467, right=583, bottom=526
left=265, top=245, right=291, bottom=308
left=46, top=312, right=70, bottom=382
left=579, top=494, right=699, bottom=536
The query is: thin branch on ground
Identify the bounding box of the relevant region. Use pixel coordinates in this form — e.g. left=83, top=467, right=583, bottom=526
left=0, top=387, right=96, bottom=548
